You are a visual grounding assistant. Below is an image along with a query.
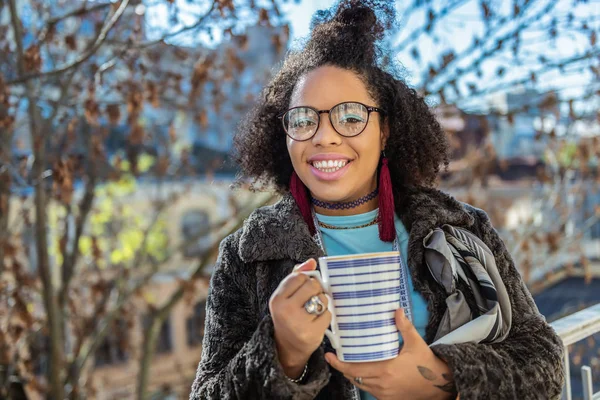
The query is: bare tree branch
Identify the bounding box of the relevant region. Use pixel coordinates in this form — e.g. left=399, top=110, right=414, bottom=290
left=47, top=69, right=78, bottom=124
left=394, top=0, right=470, bottom=53
left=94, top=46, right=131, bottom=87
left=7, top=0, right=131, bottom=85
left=423, top=0, right=558, bottom=94
left=107, top=0, right=217, bottom=51
left=38, top=2, right=114, bottom=43
left=60, top=123, right=98, bottom=308
left=450, top=49, right=600, bottom=105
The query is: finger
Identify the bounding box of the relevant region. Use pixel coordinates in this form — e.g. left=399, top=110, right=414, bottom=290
left=291, top=276, right=324, bottom=304
left=396, top=308, right=422, bottom=350
left=325, top=352, right=379, bottom=378
left=316, top=293, right=329, bottom=309
left=276, top=272, right=311, bottom=299
left=292, top=259, right=317, bottom=272
left=342, top=373, right=370, bottom=388
left=325, top=352, right=352, bottom=375
left=326, top=353, right=383, bottom=380
left=312, top=295, right=331, bottom=322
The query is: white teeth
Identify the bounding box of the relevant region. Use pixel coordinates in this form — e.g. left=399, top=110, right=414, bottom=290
left=311, top=160, right=348, bottom=173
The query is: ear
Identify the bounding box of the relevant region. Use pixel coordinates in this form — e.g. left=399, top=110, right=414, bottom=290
left=380, top=119, right=390, bottom=149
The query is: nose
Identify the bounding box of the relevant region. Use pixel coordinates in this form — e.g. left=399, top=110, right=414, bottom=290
left=311, top=112, right=342, bottom=147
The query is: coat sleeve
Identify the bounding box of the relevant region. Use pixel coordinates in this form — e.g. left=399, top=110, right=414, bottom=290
left=190, top=232, right=331, bottom=400
left=430, top=207, right=565, bottom=400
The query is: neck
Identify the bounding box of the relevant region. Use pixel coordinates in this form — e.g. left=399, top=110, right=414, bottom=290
left=312, top=187, right=379, bottom=216
left=314, top=197, right=379, bottom=216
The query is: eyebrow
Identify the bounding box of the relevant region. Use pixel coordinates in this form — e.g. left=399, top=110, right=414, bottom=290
left=287, top=101, right=373, bottom=109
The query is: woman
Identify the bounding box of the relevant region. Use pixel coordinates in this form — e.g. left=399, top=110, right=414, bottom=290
left=190, top=1, right=565, bottom=399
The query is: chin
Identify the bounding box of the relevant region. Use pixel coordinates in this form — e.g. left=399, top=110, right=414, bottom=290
left=306, top=182, right=353, bottom=203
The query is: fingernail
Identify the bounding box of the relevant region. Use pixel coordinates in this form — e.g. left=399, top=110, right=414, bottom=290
left=293, top=261, right=307, bottom=271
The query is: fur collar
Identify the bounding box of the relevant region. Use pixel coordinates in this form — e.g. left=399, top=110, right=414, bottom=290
left=238, top=186, right=476, bottom=267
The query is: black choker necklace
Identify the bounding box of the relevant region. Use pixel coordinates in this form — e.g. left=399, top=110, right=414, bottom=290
left=311, top=188, right=378, bottom=210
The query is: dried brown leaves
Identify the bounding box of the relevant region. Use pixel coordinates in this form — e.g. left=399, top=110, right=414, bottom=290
left=52, top=158, right=75, bottom=204
left=23, top=45, right=42, bottom=72
left=0, top=73, right=14, bottom=131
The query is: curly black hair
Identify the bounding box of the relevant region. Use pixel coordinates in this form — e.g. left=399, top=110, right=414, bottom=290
left=233, top=0, right=449, bottom=193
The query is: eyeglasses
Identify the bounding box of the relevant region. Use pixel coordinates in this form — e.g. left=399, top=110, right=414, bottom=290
left=278, top=101, right=386, bottom=142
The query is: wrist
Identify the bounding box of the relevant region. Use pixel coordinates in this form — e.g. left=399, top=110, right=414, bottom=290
left=279, top=352, right=310, bottom=376
left=432, top=355, right=457, bottom=399
left=281, top=357, right=309, bottom=381
left=285, top=363, right=308, bottom=384
left=276, top=343, right=310, bottom=377
left=275, top=338, right=307, bottom=366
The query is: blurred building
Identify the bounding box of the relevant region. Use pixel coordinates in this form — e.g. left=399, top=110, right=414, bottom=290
left=89, top=277, right=208, bottom=400
left=434, top=104, right=489, bottom=160
left=488, top=89, right=551, bottom=160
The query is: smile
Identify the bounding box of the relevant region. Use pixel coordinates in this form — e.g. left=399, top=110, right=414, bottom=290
left=308, top=160, right=352, bottom=181
left=310, top=160, right=348, bottom=172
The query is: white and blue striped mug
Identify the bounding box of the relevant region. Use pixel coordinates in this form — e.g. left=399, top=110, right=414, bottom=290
left=302, top=251, right=402, bottom=363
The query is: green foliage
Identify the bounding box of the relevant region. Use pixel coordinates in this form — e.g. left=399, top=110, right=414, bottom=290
left=76, top=154, right=168, bottom=268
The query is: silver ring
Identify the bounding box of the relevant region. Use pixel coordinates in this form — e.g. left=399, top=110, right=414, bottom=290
left=304, top=295, right=326, bottom=315
left=354, top=376, right=363, bottom=385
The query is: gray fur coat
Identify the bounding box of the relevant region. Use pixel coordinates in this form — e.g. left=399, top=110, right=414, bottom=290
left=190, top=186, right=565, bottom=399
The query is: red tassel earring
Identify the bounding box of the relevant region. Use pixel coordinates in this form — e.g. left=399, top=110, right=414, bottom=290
left=378, top=153, right=396, bottom=242
left=290, top=171, right=316, bottom=236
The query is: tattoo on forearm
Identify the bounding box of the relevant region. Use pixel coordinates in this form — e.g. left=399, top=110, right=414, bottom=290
left=442, top=373, right=454, bottom=381
left=417, top=366, right=458, bottom=396
left=417, top=366, right=437, bottom=381
left=435, top=381, right=457, bottom=394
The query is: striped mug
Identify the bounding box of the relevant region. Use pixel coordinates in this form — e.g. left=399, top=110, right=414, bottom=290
left=302, top=251, right=402, bottom=363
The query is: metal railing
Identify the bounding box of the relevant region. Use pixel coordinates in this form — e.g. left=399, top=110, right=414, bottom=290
left=550, top=303, right=600, bottom=400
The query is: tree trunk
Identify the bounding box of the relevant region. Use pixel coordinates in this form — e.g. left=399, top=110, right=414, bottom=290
left=7, top=0, right=65, bottom=396
left=31, top=114, right=65, bottom=400
left=136, top=315, right=161, bottom=400
left=0, top=125, right=11, bottom=275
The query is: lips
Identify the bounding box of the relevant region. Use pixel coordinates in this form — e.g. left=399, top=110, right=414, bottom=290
left=306, top=153, right=354, bottom=181
left=308, top=160, right=352, bottom=181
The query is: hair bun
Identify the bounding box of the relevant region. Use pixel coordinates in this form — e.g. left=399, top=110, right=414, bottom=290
left=310, top=0, right=394, bottom=40
left=336, top=5, right=378, bottom=28
left=306, top=0, right=395, bottom=67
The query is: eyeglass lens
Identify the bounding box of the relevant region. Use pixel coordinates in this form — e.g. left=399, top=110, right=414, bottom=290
left=283, top=102, right=369, bottom=140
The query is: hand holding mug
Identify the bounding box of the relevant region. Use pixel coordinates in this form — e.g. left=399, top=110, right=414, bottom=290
left=269, top=259, right=332, bottom=379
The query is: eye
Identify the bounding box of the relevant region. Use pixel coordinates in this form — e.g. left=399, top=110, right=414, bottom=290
left=340, top=115, right=365, bottom=124
left=291, top=119, right=316, bottom=129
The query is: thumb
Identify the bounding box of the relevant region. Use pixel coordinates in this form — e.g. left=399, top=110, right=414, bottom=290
left=396, top=308, right=421, bottom=350
left=293, top=258, right=317, bottom=272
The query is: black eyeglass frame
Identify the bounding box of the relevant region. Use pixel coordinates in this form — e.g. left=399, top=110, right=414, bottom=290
left=277, top=101, right=387, bottom=142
